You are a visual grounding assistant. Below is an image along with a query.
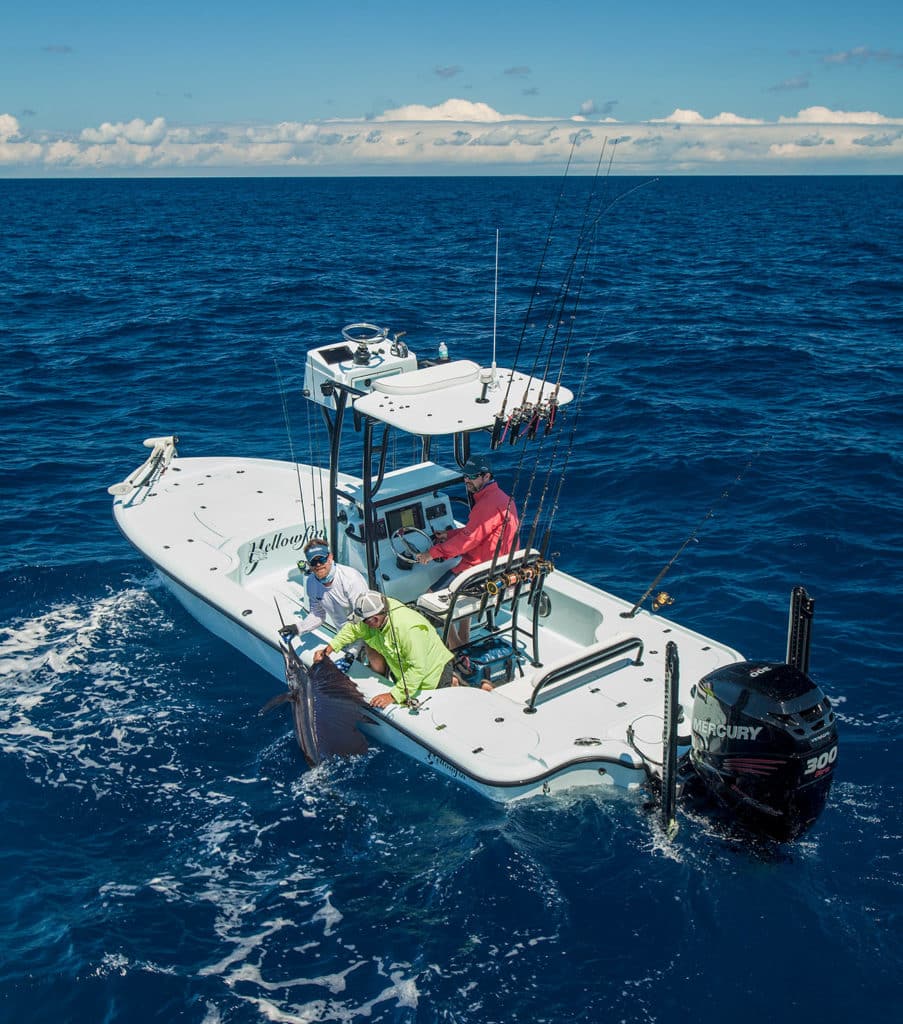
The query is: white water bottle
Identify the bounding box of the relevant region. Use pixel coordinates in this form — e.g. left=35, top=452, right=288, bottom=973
left=438, top=341, right=449, bottom=361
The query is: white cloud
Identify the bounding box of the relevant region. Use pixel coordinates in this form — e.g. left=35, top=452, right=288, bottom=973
left=80, top=116, right=168, bottom=145
left=43, top=139, right=82, bottom=163
left=0, top=113, right=44, bottom=163
left=375, top=99, right=520, bottom=123
left=653, top=108, right=764, bottom=125
left=821, top=46, right=902, bottom=67
left=244, top=121, right=319, bottom=144
left=2, top=103, right=903, bottom=175
left=769, top=133, right=834, bottom=157
left=470, top=124, right=559, bottom=147
left=0, top=113, right=23, bottom=140
left=778, top=106, right=899, bottom=125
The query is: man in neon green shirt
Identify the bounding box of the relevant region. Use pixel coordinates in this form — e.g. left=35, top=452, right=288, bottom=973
left=314, top=590, right=455, bottom=709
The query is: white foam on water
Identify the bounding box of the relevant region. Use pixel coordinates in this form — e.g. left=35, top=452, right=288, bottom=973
left=92, top=950, right=179, bottom=980
left=226, top=965, right=421, bottom=1024
left=311, top=892, right=343, bottom=937
left=200, top=1002, right=223, bottom=1024
left=0, top=586, right=184, bottom=786
left=94, top=952, right=130, bottom=977
left=224, top=958, right=364, bottom=995
left=200, top=917, right=298, bottom=978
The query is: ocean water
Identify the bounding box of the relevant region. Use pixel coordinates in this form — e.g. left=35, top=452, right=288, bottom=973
left=1, top=174, right=901, bottom=1022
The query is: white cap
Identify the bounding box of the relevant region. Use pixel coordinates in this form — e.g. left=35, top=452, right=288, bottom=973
left=350, top=590, right=387, bottom=622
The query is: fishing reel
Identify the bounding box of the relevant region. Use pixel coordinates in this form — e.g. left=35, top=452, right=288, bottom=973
left=485, top=572, right=519, bottom=597
left=490, top=414, right=506, bottom=449
left=525, top=404, right=544, bottom=441
left=543, top=397, right=560, bottom=435
left=500, top=401, right=560, bottom=444
left=526, top=399, right=560, bottom=440
left=507, top=405, right=531, bottom=444
left=484, top=559, right=554, bottom=596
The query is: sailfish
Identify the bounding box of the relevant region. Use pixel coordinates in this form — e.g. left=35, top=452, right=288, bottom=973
left=262, top=644, right=369, bottom=767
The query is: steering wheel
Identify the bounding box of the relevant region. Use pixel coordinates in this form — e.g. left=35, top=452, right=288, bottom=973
left=390, top=527, right=433, bottom=567
left=342, top=323, right=387, bottom=346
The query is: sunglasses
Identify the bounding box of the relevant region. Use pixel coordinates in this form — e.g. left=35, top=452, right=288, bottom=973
left=308, top=554, right=330, bottom=568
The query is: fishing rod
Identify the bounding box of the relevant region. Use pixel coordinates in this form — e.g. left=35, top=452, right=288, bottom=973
left=373, top=582, right=413, bottom=707
left=536, top=351, right=591, bottom=563
left=481, top=348, right=590, bottom=608
left=621, top=441, right=771, bottom=619
left=273, top=596, right=299, bottom=639
left=483, top=150, right=613, bottom=600
left=511, top=193, right=603, bottom=447
left=517, top=139, right=610, bottom=418
left=545, top=169, right=662, bottom=421
left=519, top=405, right=570, bottom=560
left=504, top=338, right=593, bottom=563
left=470, top=408, right=540, bottom=621
left=545, top=149, right=639, bottom=384
left=502, top=150, right=655, bottom=448
left=306, top=399, right=328, bottom=538
left=486, top=419, right=568, bottom=613
left=544, top=145, right=622, bottom=412
left=490, top=228, right=500, bottom=390
left=529, top=217, right=599, bottom=441
left=482, top=354, right=592, bottom=614
left=301, top=383, right=317, bottom=536
left=572, top=173, right=659, bottom=266
left=493, top=172, right=663, bottom=592
left=493, top=135, right=579, bottom=447
left=532, top=171, right=660, bottom=443
left=274, top=358, right=311, bottom=538
left=504, top=416, right=553, bottom=558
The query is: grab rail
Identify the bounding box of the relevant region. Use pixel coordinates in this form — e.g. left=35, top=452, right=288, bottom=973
left=523, top=636, right=645, bottom=714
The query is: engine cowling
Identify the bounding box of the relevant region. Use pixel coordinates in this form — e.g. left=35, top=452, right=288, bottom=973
left=689, top=660, right=838, bottom=841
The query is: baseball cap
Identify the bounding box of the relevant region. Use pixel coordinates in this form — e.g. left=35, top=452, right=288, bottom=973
left=462, top=456, right=491, bottom=478
left=305, top=543, right=330, bottom=566
left=351, top=590, right=387, bottom=622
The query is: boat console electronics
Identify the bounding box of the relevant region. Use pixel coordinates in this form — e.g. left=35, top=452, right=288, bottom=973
left=303, top=324, right=418, bottom=411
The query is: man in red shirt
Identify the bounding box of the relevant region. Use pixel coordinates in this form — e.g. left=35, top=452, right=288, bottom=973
left=416, top=455, right=519, bottom=650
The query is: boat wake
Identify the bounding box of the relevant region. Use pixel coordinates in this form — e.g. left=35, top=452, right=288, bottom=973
left=0, top=581, right=182, bottom=789
left=1, top=578, right=883, bottom=1022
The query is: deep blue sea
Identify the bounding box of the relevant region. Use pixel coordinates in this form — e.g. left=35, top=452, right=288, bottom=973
left=1, top=175, right=901, bottom=1023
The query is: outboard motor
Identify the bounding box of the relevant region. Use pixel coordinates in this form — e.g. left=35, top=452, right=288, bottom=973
left=689, top=660, right=838, bottom=841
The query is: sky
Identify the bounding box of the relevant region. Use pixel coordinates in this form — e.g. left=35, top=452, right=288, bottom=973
left=2, top=0, right=902, bottom=176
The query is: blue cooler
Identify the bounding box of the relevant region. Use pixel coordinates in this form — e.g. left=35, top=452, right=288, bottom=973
left=454, top=638, right=519, bottom=687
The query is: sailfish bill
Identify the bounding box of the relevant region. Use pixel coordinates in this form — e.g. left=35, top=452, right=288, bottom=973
left=262, top=645, right=369, bottom=767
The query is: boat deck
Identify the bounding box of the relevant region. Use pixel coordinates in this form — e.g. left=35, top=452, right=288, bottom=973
left=113, top=454, right=745, bottom=799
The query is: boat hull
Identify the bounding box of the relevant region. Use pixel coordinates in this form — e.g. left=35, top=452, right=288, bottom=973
left=154, top=564, right=652, bottom=800
left=114, top=452, right=744, bottom=805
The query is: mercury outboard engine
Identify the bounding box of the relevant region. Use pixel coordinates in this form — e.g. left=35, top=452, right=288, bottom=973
left=689, top=659, right=838, bottom=841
